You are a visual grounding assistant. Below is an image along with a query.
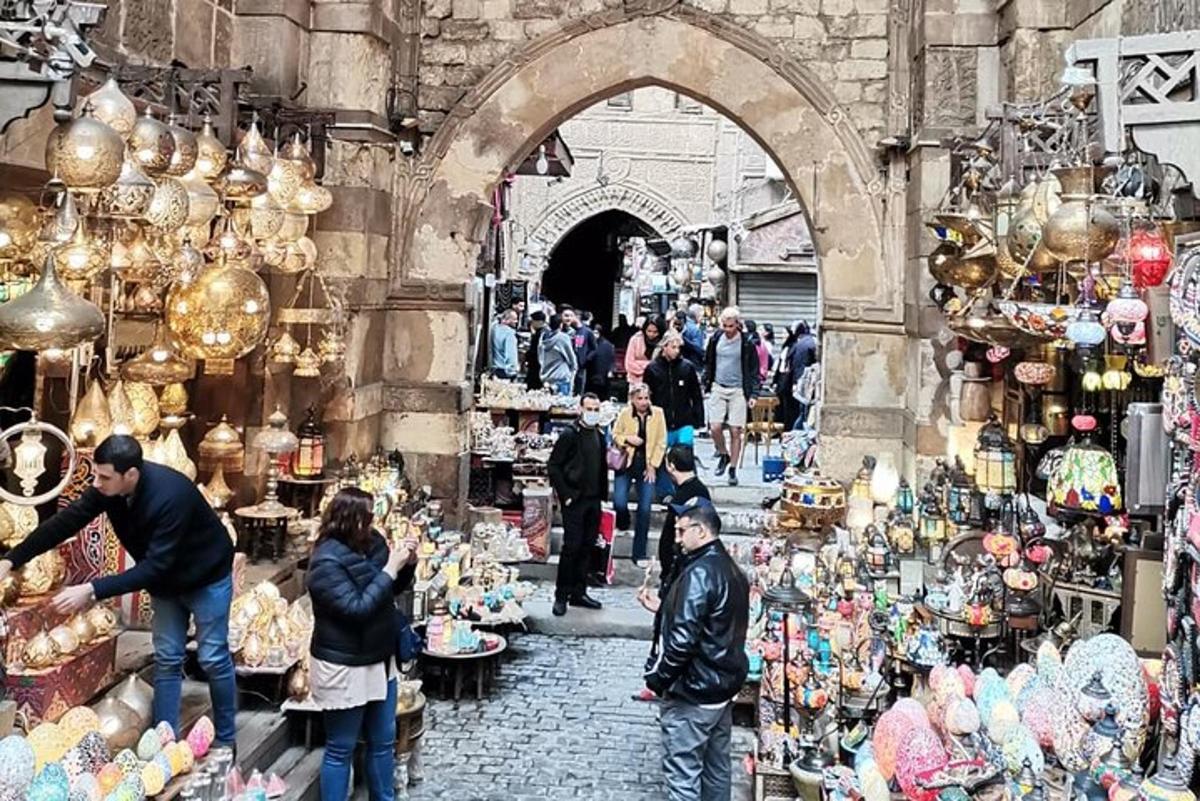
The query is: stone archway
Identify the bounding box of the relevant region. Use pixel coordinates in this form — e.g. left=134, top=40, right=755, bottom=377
left=384, top=6, right=913, bottom=495
left=521, top=182, right=688, bottom=270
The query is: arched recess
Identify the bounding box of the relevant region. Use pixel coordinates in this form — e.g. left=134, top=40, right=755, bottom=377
left=521, top=182, right=688, bottom=269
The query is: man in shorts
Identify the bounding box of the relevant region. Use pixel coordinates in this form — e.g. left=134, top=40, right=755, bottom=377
left=703, top=306, right=759, bottom=486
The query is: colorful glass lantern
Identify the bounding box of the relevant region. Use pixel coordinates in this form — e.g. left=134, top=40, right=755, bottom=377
left=887, top=509, right=916, bottom=555
left=896, top=479, right=915, bottom=515
left=865, top=525, right=891, bottom=575
left=1048, top=418, right=1122, bottom=515
left=946, top=458, right=974, bottom=526
left=973, top=417, right=1017, bottom=504
left=1106, top=281, right=1149, bottom=348
left=1128, top=227, right=1172, bottom=289
left=1066, top=307, right=1107, bottom=348
left=918, top=484, right=947, bottom=560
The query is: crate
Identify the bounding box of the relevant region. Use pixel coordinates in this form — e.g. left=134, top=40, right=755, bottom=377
left=754, top=765, right=798, bottom=801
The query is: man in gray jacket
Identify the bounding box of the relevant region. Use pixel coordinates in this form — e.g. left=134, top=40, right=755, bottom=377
left=539, top=315, right=578, bottom=395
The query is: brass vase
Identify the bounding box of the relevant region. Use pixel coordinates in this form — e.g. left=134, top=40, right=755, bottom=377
left=1042, top=166, right=1120, bottom=264
left=71, top=379, right=112, bottom=447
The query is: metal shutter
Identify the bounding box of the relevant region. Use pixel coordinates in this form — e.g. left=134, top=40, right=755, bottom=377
left=734, top=272, right=820, bottom=334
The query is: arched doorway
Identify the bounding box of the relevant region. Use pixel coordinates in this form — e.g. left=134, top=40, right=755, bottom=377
left=541, top=210, right=658, bottom=333
left=389, top=8, right=912, bottom=494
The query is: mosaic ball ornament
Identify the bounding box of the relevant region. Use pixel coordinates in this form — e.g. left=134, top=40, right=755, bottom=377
left=153, top=721, right=174, bottom=748
left=27, top=723, right=70, bottom=772
left=117, top=774, right=144, bottom=800
left=27, top=763, right=70, bottom=801
left=69, top=772, right=100, bottom=801
left=1058, top=633, right=1149, bottom=759
left=872, top=699, right=931, bottom=781
left=931, top=666, right=966, bottom=704
left=974, top=674, right=1012, bottom=726
left=1051, top=706, right=1092, bottom=771
left=185, top=716, right=214, bottom=758
left=96, top=763, right=122, bottom=794
left=58, top=708, right=101, bottom=748
left=895, top=726, right=949, bottom=801
left=59, top=747, right=89, bottom=787
left=111, top=750, right=138, bottom=778
left=1036, top=640, right=1063, bottom=685
left=987, top=699, right=1020, bottom=744
left=1006, top=664, right=1037, bottom=699
left=134, top=730, right=159, bottom=762
left=1001, top=724, right=1045, bottom=775
left=1015, top=673, right=1045, bottom=713
left=73, top=733, right=110, bottom=774
left=0, top=734, right=37, bottom=795
left=943, top=697, right=981, bottom=736
left=957, top=665, right=976, bottom=697
left=138, top=762, right=164, bottom=797
left=167, top=741, right=193, bottom=774
left=151, top=751, right=172, bottom=780
left=1020, top=686, right=1058, bottom=748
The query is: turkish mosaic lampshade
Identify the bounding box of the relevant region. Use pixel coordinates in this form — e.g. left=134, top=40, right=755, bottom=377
left=1048, top=439, right=1122, bottom=514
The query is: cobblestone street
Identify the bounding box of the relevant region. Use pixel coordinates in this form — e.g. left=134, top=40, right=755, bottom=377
left=408, top=634, right=754, bottom=800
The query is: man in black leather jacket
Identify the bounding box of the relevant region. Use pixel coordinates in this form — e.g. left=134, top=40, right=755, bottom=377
left=640, top=497, right=749, bottom=801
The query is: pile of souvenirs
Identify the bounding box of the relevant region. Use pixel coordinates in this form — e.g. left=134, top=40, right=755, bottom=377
left=17, top=605, right=120, bottom=672
left=228, top=581, right=313, bottom=671
left=424, top=608, right=505, bottom=657
left=413, top=532, right=532, bottom=628
left=476, top=377, right=577, bottom=412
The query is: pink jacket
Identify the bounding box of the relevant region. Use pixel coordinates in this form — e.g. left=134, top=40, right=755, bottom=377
left=755, top=342, right=770, bottom=381
left=624, top=333, right=653, bottom=384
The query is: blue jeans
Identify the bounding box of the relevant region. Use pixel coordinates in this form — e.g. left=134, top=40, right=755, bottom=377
left=614, top=470, right=654, bottom=560
left=551, top=379, right=572, bottom=396
left=321, top=678, right=397, bottom=801
left=151, top=573, right=237, bottom=744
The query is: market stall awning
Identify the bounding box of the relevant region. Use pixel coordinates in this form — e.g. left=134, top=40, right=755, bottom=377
left=514, top=130, right=573, bottom=177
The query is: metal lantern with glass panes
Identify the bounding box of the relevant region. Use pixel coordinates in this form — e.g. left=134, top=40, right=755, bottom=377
left=974, top=416, right=1018, bottom=508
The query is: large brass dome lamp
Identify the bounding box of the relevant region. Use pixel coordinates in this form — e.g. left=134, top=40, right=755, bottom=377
left=0, top=254, right=105, bottom=351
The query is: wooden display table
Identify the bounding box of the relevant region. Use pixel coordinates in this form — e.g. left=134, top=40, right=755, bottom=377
left=420, top=637, right=507, bottom=701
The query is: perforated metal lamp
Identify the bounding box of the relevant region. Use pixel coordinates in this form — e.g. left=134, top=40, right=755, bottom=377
left=249, top=407, right=298, bottom=515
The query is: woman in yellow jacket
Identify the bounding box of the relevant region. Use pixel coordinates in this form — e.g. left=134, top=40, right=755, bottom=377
left=612, top=383, right=668, bottom=566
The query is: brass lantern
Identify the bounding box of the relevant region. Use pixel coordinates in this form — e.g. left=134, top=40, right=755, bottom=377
left=918, top=483, right=947, bottom=561
left=198, top=415, right=245, bottom=476
left=237, top=119, right=274, bottom=175
left=193, top=116, right=228, bottom=181
left=120, top=323, right=195, bottom=386
left=128, top=108, right=176, bottom=176
left=1041, top=166, right=1120, bottom=264
left=53, top=218, right=111, bottom=282
left=165, top=118, right=199, bottom=177
left=84, top=77, right=137, bottom=138
left=101, top=154, right=156, bottom=219
left=144, top=177, right=190, bottom=232
left=164, top=255, right=270, bottom=374
left=973, top=416, right=1018, bottom=505
left=0, top=193, right=39, bottom=263
left=44, top=105, right=125, bottom=191
left=0, top=254, right=105, bottom=351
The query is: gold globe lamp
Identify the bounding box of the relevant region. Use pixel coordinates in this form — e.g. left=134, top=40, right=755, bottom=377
left=0, top=193, right=39, bottom=263
left=84, top=77, right=137, bottom=138
left=120, top=323, right=195, bottom=386
left=0, top=254, right=105, bottom=351
left=100, top=154, right=156, bottom=219
left=128, top=109, right=175, bottom=176
left=70, top=379, right=112, bottom=447
left=164, top=118, right=199, bottom=177
left=193, top=116, right=228, bottom=182
left=144, top=177, right=190, bottom=233
left=53, top=218, right=111, bottom=283
left=164, top=255, right=270, bottom=375
left=44, top=105, right=125, bottom=192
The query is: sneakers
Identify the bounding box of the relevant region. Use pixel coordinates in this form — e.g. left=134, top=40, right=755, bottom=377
left=714, top=453, right=730, bottom=476
left=728, top=468, right=739, bottom=487
left=631, top=687, right=658, bottom=702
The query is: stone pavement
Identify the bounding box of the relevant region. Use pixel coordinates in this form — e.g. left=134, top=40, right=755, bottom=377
left=408, top=634, right=754, bottom=801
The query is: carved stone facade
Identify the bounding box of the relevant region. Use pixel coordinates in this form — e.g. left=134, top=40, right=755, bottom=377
left=508, top=86, right=787, bottom=273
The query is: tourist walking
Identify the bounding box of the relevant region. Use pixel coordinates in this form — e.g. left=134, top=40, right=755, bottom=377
left=745, top=319, right=771, bottom=383
left=681, top=304, right=707, bottom=375
left=547, top=393, right=607, bottom=616
left=639, top=497, right=749, bottom=801
left=307, top=487, right=417, bottom=801
left=612, top=384, right=667, bottom=566
left=775, top=320, right=817, bottom=429
left=0, top=435, right=238, bottom=748
left=539, top=314, right=578, bottom=395
left=525, top=310, right=547, bottom=389
left=587, top=324, right=616, bottom=400
left=489, top=309, right=519, bottom=379
left=624, top=315, right=666, bottom=384
left=645, top=332, right=705, bottom=448
left=704, top=306, right=760, bottom=486
left=561, top=305, right=596, bottom=394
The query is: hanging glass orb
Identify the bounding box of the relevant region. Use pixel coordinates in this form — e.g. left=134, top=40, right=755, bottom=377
left=181, top=170, right=219, bottom=228
left=1128, top=227, right=1171, bottom=289
left=1106, top=281, right=1149, bottom=325
left=193, top=116, right=228, bottom=182
left=0, top=194, right=39, bottom=262
left=53, top=218, right=111, bottom=282
left=128, top=109, right=175, bottom=175
left=164, top=119, right=198, bottom=177
left=45, top=105, right=125, bottom=191
left=145, top=178, right=190, bottom=232
left=289, top=181, right=332, bottom=215
left=1065, top=307, right=1106, bottom=347
left=100, top=154, right=156, bottom=219
left=165, top=257, right=270, bottom=364
left=237, top=119, right=274, bottom=175
left=84, top=77, right=137, bottom=138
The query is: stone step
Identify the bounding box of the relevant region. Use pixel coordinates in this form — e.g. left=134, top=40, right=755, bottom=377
left=270, top=745, right=324, bottom=801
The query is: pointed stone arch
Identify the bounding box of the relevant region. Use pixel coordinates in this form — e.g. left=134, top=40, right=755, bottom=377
left=522, top=182, right=688, bottom=269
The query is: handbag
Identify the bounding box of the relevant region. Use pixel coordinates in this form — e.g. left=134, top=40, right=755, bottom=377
left=395, top=608, right=423, bottom=663
left=606, top=444, right=628, bottom=471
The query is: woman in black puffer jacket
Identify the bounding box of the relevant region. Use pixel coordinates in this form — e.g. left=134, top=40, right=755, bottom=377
left=307, top=487, right=417, bottom=801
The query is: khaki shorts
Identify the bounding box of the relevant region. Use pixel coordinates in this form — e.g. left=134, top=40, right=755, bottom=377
left=706, top=384, right=748, bottom=428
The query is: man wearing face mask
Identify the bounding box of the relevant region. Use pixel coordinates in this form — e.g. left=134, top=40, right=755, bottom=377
left=547, top=393, right=607, bottom=616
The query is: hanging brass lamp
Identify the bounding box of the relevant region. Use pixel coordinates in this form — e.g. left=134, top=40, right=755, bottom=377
left=84, top=77, right=137, bottom=139
left=70, top=378, right=112, bottom=447
left=0, top=194, right=39, bottom=262
left=120, top=322, right=195, bottom=385
left=128, top=108, right=176, bottom=176
left=0, top=253, right=105, bottom=351
left=44, top=104, right=125, bottom=191
left=165, top=117, right=199, bottom=177
left=193, top=116, right=228, bottom=182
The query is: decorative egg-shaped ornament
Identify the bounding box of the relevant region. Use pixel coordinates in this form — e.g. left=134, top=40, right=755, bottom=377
left=137, top=762, right=164, bottom=797
left=96, top=763, right=122, bottom=794
left=236, top=120, right=274, bottom=175
left=166, top=741, right=192, bottom=774
left=26, top=763, right=69, bottom=801
left=116, top=775, right=143, bottom=801
left=58, top=707, right=101, bottom=747
left=71, top=732, right=109, bottom=775
left=59, top=745, right=89, bottom=786
left=84, top=79, right=136, bottom=139
left=48, top=624, right=80, bottom=657
left=153, top=722, right=174, bottom=748
left=111, top=750, right=138, bottom=778
left=70, top=772, right=100, bottom=801
left=134, top=730, right=159, bottom=762
left=0, top=734, right=36, bottom=795
left=290, top=182, right=332, bottom=215
left=185, top=716, right=214, bottom=758
left=27, top=723, right=68, bottom=771
left=151, top=751, right=172, bottom=780
left=943, top=697, right=980, bottom=736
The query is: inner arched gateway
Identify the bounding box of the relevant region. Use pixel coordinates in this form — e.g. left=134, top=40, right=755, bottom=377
left=384, top=10, right=913, bottom=505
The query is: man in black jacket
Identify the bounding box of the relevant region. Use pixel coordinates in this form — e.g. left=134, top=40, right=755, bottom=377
left=546, top=393, right=606, bottom=616
left=561, top=305, right=596, bottom=394
left=639, top=497, right=749, bottom=801
left=704, top=306, right=760, bottom=486
left=525, top=310, right=547, bottom=389
left=0, top=435, right=237, bottom=747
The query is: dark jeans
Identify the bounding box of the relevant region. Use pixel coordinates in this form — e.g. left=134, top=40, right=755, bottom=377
left=660, top=698, right=733, bottom=801
left=321, top=677, right=397, bottom=801
left=613, top=470, right=653, bottom=560
left=556, top=497, right=601, bottom=601
left=151, top=573, right=238, bottom=745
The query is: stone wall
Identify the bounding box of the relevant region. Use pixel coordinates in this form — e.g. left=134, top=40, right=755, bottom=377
left=94, top=0, right=238, bottom=67
left=417, top=0, right=893, bottom=149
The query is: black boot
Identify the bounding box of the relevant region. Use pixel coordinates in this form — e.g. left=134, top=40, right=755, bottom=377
left=570, top=592, right=603, bottom=610
left=552, top=599, right=568, bottom=616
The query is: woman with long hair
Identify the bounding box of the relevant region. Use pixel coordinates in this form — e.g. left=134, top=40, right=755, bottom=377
left=611, top=383, right=667, bottom=566
left=307, top=488, right=417, bottom=801
left=623, top=315, right=666, bottom=385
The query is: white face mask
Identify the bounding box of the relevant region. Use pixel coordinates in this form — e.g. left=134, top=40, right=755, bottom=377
left=581, top=410, right=601, bottom=427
